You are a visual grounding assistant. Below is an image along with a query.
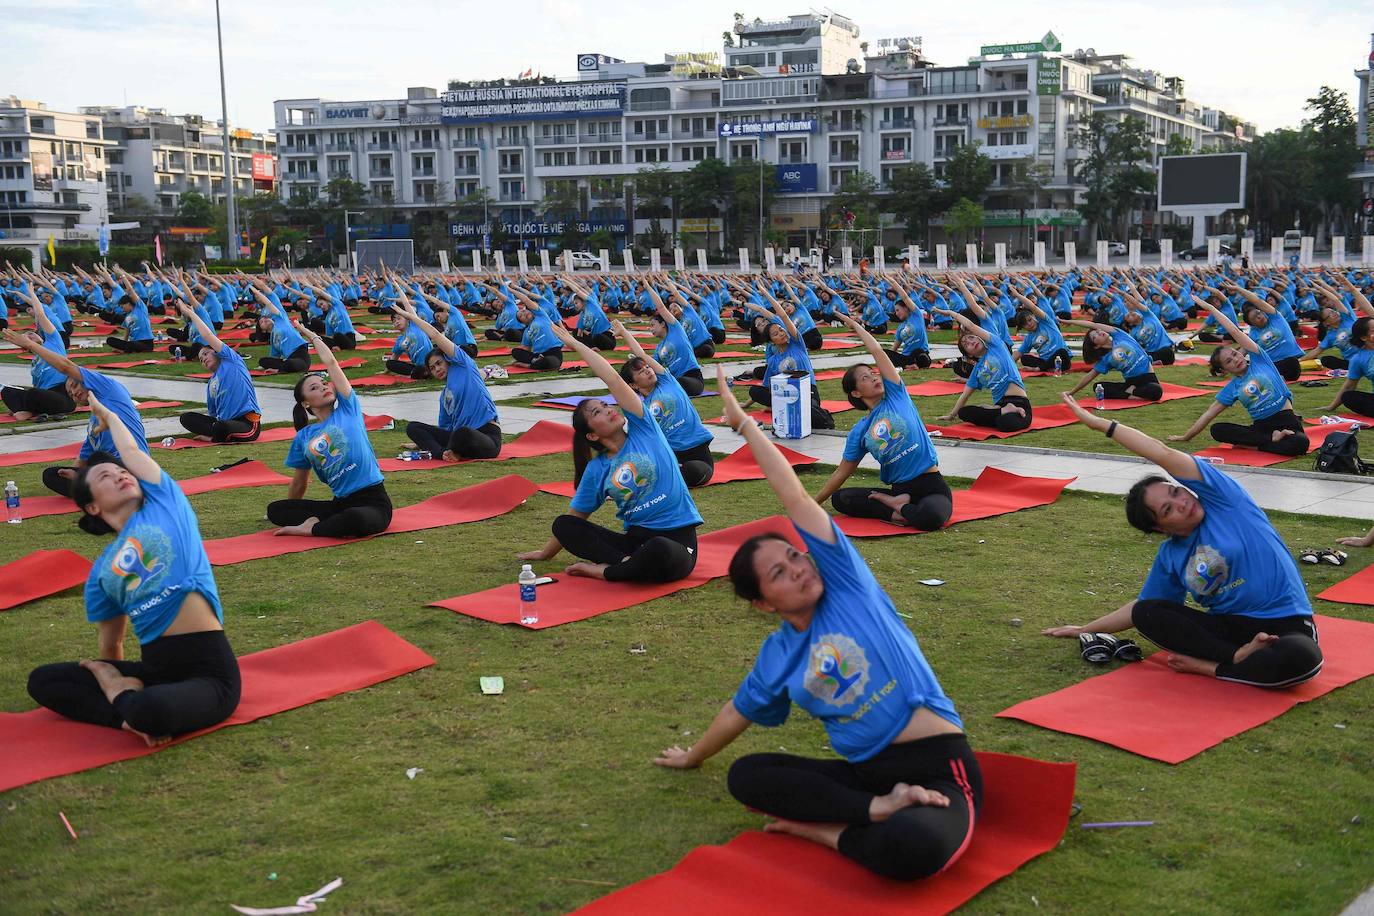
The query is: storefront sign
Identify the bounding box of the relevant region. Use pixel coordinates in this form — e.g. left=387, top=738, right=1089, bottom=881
left=440, top=82, right=625, bottom=122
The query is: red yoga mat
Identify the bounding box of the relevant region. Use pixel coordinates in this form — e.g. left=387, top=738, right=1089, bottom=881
left=996, top=614, right=1374, bottom=764
left=0, top=442, right=82, bottom=468
left=353, top=339, right=398, bottom=351
left=1318, top=564, right=1374, bottom=607
left=708, top=400, right=855, bottom=425
left=833, top=467, right=1074, bottom=538
left=1191, top=420, right=1350, bottom=468
left=350, top=374, right=421, bottom=386
left=819, top=338, right=861, bottom=350
left=204, top=473, right=538, bottom=565
left=432, top=515, right=802, bottom=629
left=907, top=380, right=968, bottom=397
left=574, top=752, right=1075, bottom=916
left=926, top=403, right=1081, bottom=441
left=0, top=620, right=434, bottom=792
left=476, top=346, right=514, bottom=358
left=536, top=443, right=820, bottom=498
left=1074, top=382, right=1211, bottom=411
left=16, top=460, right=293, bottom=520
left=88, top=358, right=175, bottom=369
left=377, top=419, right=571, bottom=471
left=185, top=357, right=369, bottom=379
left=159, top=413, right=394, bottom=450
left=0, top=549, right=93, bottom=610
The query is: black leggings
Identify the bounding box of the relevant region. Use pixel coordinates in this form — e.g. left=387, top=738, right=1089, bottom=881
left=485, top=327, right=523, bottom=342
left=511, top=347, right=565, bottom=371
left=1148, top=346, right=1176, bottom=366
left=727, top=733, right=982, bottom=881
left=180, top=411, right=261, bottom=443
left=576, top=330, right=616, bottom=351
left=1210, top=408, right=1309, bottom=456
left=709, top=327, right=727, bottom=344
left=1342, top=390, right=1374, bottom=419
left=267, top=481, right=393, bottom=538
left=1272, top=355, right=1301, bottom=382
left=27, top=629, right=241, bottom=737
left=884, top=348, right=932, bottom=370
left=1321, top=355, right=1349, bottom=371
left=832, top=471, right=953, bottom=531
left=2, top=383, right=75, bottom=416
left=1132, top=600, right=1323, bottom=688
left=169, top=341, right=206, bottom=360
left=42, top=465, right=78, bottom=497
left=550, top=516, right=698, bottom=583
left=259, top=343, right=310, bottom=373
left=958, top=395, right=1032, bottom=432
left=1099, top=372, right=1162, bottom=401
left=1164, top=316, right=1188, bottom=330
left=384, top=358, right=429, bottom=380
left=802, top=327, right=824, bottom=351
left=406, top=420, right=502, bottom=459
left=693, top=340, right=717, bottom=360
left=107, top=336, right=154, bottom=353
left=676, top=368, right=706, bottom=397
left=1020, top=349, right=1072, bottom=373
left=329, top=332, right=357, bottom=351
left=673, top=440, right=715, bottom=488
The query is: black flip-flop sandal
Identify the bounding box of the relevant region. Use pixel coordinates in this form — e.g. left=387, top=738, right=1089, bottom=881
left=1078, top=633, right=1113, bottom=664
left=1110, top=636, right=1144, bottom=662
left=1317, top=549, right=1347, bottom=567
left=1299, top=548, right=1321, bottom=564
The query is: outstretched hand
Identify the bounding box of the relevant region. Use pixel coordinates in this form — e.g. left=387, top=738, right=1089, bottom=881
left=716, top=366, right=750, bottom=430
left=653, top=745, right=699, bottom=769
left=1041, top=624, right=1089, bottom=638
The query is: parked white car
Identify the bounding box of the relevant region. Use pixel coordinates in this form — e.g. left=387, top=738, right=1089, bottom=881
left=566, top=251, right=601, bottom=269
left=1283, top=230, right=1303, bottom=251
left=1105, top=241, right=1127, bottom=256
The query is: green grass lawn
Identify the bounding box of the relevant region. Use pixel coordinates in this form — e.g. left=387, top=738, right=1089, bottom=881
left=0, top=425, right=1371, bottom=914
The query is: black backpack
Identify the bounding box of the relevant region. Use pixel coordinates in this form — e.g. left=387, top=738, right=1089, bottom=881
left=1314, top=429, right=1369, bottom=475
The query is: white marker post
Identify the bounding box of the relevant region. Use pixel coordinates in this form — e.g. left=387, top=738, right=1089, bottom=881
left=1096, top=240, right=1109, bottom=268
left=622, top=248, right=636, bottom=273
left=650, top=248, right=662, bottom=272
left=965, top=243, right=978, bottom=270
left=1270, top=237, right=1284, bottom=265
left=908, top=244, right=921, bottom=268
left=471, top=250, right=482, bottom=272
left=696, top=249, right=708, bottom=272
left=873, top=246, right=885, bottom=270
left=1300, top=236, right=1314, bottom=268
left=1063, top=242, right=1076, bottom=268
left=739, top=248, right=750, bottom=272
left=1207, top=238, right=1220, bottom=266
left=1127, top=239, right=1140, bottom=268
left=764, top=247, right=776, bottom=271
left=516, top=249, right=529, bottom=273
left=1332, top=237, right=1346, bottom=267
left=935, top=244, right=948, bottom=270
left=539, top=249, right=552, bottom=272
left=493, top=251, right=506, bottom=273
left=841, top=247, right=853, bottom=270
left=1160, top=239, right=1172, bottom=268
left=599, top=249, right=610, bottom=272
left=994, top=242, right=1007, bottom=269
left=1033, top=241, right=1046, bottom=269
left=1364, top=236, right=1374, bottom=267
left=673, top=248, right=685, bottom=271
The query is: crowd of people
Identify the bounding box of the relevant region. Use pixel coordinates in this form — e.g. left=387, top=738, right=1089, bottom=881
left=1, top=256, right=1371, bottom=881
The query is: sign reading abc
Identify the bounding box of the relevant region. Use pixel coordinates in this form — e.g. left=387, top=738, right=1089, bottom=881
left=775, top=163, right=818, bottom=194
left=440, top=81, right=625, bottom=122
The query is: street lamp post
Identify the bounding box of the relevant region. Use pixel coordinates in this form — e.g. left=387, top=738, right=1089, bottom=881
left=757, top=150, right=764, bottom=263
left=214, top=0, right=236, bottom=260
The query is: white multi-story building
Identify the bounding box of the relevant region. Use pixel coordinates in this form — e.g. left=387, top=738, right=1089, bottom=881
left=85, top=105, right=276, bottom=216
left=0, top=95, right=112, bottom=261
left=272, top=16, right=1252, bottom=253
left=1353, top=35, right=1374, bottom=232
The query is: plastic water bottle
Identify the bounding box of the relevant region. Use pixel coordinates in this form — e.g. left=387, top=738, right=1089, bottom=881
left=4, top=480, right=20, bottom=524
left=1094, top=384, right=1106, bottom=407
left=161, top=437, right=177, bottom=449
left=518, top=564, right=539, bottom=625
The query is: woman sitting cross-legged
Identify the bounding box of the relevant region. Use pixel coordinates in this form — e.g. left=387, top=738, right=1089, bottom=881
left=1045, top=392, right=1323, bottom=688
left=653, top=364, right=981, bottom=881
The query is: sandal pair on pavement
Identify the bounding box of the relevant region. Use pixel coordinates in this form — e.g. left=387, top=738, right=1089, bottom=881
left=1078, top=632, right=1143, bottom=665
left=1299, top=548, right=1348, bottom=566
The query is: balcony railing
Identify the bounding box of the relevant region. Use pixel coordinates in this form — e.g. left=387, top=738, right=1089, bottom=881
left=284, top=145, right=318, bottom=155
left=451, top=138, right=486, bottom=149
left=366, top=143, right=394, bottom=151
left=369, top=168, right=393, bottom=178
left=879, top=119, right=915, bottom=130
left=777, top=155, right=809, bottom=164
left=581, top=133, right=623, bottom=144
left=534, top=134, right=577, bottom=146
left=411, top=167, right=436, bottom=177
left=453, top=166, right=480, bottom=176
left=932, top=117, right=970, bottom=127
left=674, top=129, right=714, bottom=139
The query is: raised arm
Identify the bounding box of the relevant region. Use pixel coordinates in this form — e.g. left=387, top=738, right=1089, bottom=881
left=612, top=319, right=667, bottom=374
left=834, top=311, right=899, bottom=382
left=1059, top=392, right=1201, bottom=480
left=23, top=286, right=58, bottom=336
left=1061, top=317, right=1117, bottom=335
left=393, top=301, right=455, bottom=359
left=174, top=300, right=225, bottom=352
left=86, top=392, right=161, bottom=483
left=2, top=325, right=80, bottom=380
left=716, top=365, right=832, bottom=540
left=1229, top=283, right=1275, bottom=314
left=548, top=321, right=643, bottom=417
left=294, top=321, right=353, bottom=399
left=932, top=305, right=990, bottom=342
left=1196, top=299, right=1257, bottom=352
left=756, top=287, right=800, bottom=339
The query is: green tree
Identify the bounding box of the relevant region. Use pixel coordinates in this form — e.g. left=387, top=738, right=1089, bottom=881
left=634, top=165, right=678, bottom=249
left=942, top=142, right=993, bottom=205
left=540, top=182, right=585, bottom=250
left=1247, top=128, right=1312, bottom=240
left=887, top=162, right=939, bottom=245
left=1302, top=86, right=1360, bottom=245
left=945, top=197, right=984, bottom=250
left=1163, top=134, right=1194, bottom=157
left=728, top=159, right=777, bottom=255
left=1075, top=113, right=1152, bottom=240
left=175, top=190, right=215, bottom=226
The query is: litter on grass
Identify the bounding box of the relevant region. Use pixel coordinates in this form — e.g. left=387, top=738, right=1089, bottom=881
left=231, top=877, right=343, bottom=915
left=480, top=677, right=505, bottom=695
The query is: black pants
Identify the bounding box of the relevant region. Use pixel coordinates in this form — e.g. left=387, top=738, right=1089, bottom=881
left=677, top=368, right=705, bottom=397
left=832, top=471, right=953, bottom=531
left=42, top=465, right=78, bottom=497
left=709, top=327, right=727, bottom=344
left=1149, top=346, right=1176, bottom=366
left=169, top=341, right=206, bottom=360
left=1099, top=372, right=1162, bottom=401
left=727, top=733, right=982, bottom=881
left=674, top=440, right=715, bottom=488
left=576, top=330, right=616, bottom=351
left=485, top=328, right=523, bottom=342
left=511, top=347, right=564, bottom=371
left=884, top=348, right=932, bottom=370
left=958, top=395, right=1032, bottom=432
left=693, top=340, right=717, bottom=360
left=267, top=481, right=393, bottom=538
left=550, top=516, right=698, bottom=583
left=329, top=332, right=357, bottom=351
left=180, top=411, right=261, bottom=443
left=1211, top=408, right=1308, bottom=456
left=259, top=343, right=309, bottom=373
left=27, top=630, right=241, bottom=737
left=950, top=359, right=973, bottom=379
left=802, top=328, right=824, bottom=351
left=406, top=420, right=502, bottom=459
left=1321, top=355, right=1349, bottom=371
left=1164, top=316, right=1188, bottom=330
left=107, top=336, right=154, bottom=353
left=2, top=383, right=75, bottom=416
left=1272, top=355, right=1301, bottom=382
left=385, top=358, right=429, bottom=380
left=167, top=325, right=191, bottom=341
left=866, top=321, right=890, bottom=337
left=1021, top=349, right=1072, bottom=373
left=1198, top=330, right=1225, bottom=343
left=748, top=379, right=833, bottom=429
left=1132, top=600, right=1322, bottom=688
left=1341, top=390, right=1374, bottom=419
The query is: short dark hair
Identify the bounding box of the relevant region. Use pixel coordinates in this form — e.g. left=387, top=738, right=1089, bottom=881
left=1352, top=316, right=1373, bottom=348
left=728, top=533, right=793, bottom=600
left=619, top=355, right=647, bottom=386
left=1125, top=474, right=1167, bottom=533
left=71, top=451, right=125, bottom=535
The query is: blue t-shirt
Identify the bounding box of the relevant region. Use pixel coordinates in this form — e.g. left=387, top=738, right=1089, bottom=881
left=1138, top=459, right=1312, bottom=620
left=577, top=293, right=612, bottom=336
left=30, top=328, right=67, bottom=389
left=569, top=408, right=703, bottom=531
left=1349, top=348, right=1374, bottom=387
left=1094, top=329, right=1154, bottom=378
left=123, top=300, right=153, bottom=341
left=78, top=369, right=149, bottom=463
left=732, top=520, right=962, bottom=763
left=1247, top=319, right=1303, bottom=361
left=1017, top=315, right=1067, bottom=358
left=1128, top=310, right=1171, bottom=354
left=764, top=332, right=814, bottom=383
left=843, top=378, right=938, bottom=484
left=893, top=312, right=929, bottom=355
left=1321, top=322, right=1358, bottom=361
left=392, top=322, right=433, bottom=365
left=267, top=309, right=306, bottom=358
left=654, top=322, right=701, bottom=378
left=437, top=352, right=499, bottom=432
left=644, top=372, right=712, bottom=452
left=1215, top=348, right=1292, bottom=421
left=323, top=294, right=356, bottom=336
left=285, top=389, right=384, bottom=498
left=85, top=471, right=224, bottom=645
left=967, top=336, right=1024, bottom=402
left=207, top=346, right=261, bottom=421
left=520, top=313, right=562, bottom=354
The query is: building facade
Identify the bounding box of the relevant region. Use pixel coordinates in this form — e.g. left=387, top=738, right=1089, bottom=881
left=272, top=15, right=1253, bottom=254
left=1353, top=35, right=1374, bottom=233
left=0, top=95, right=112, bottom=259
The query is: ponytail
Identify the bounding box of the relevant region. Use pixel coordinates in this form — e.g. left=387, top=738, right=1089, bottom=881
left=571, top=400, right=606, bottom=487
left=291, top=374, right=315, bottom=430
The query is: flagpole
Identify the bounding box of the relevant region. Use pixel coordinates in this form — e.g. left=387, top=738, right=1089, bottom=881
left=215, top=0, right=237, bottom=261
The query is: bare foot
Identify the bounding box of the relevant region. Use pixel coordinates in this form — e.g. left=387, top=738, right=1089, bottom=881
left=1232, top=632, right=1279, bottom=665
left=274, top=518, right=319, bottom=537
left=1166, top=653, right=1219, bottom=677
left=121, top=722, right=171, bottom=747
left=870, top=491, right=911, bottom=525
left=869, top=782, right=950, bottom=822
left=80, top=659, right=144, bottom=704
left=442, top=450, right=458, bottom=462
left=10, top=410, right=34, bottom=421
left=565, top=562, right=609, bottom=579
left=194, top=435, right=213, bottom=443
left=1000, top=402, right=1027, bottom=418
left=1271, top=428, right=1296, bottom=443
left=763, top=818, right=845, bottom=849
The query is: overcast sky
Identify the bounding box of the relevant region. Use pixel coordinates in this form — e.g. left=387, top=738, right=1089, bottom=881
left=2, top=0, right=1368, bottom=134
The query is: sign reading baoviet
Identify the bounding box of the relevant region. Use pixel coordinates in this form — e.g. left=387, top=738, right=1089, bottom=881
left=440, top=81, right=625, bottom=123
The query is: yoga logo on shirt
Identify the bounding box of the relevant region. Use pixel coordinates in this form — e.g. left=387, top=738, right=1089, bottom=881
left=106, top=529, right=171, bottom=600
left=778, top=356, right=798, bottom=373
left=804, top=634, right=870, bottom=707
left=1239, top=376, right=1272, bottom=408
left=867, top=416, right=904, bottom=454
left=307, top=430, right=345, bottom=469
left=1185, top=545, right=1230, bottom=598
left=648, top=398, right=673, bottom=423
left=208, top=376, right=221, bottom=399
left=441, top=388, right=457, bottom=416
left=1110, top=345, right=1132, bottom=368
left=609, top=455, right=654, bottom=504
left=658, top=342, right=676, bottom=366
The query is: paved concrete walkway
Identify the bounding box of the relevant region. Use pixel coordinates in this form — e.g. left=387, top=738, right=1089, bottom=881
left=3, top=357, right=1374, bottom=523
